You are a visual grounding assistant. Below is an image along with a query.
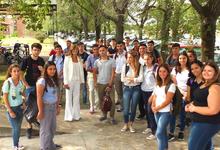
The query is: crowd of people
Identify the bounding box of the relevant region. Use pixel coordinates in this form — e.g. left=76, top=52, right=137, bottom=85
left=1, top=37, right=220, bottom=150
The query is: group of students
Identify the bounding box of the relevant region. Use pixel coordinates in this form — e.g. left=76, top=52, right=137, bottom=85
left=1, top=39, right=220, bottom=150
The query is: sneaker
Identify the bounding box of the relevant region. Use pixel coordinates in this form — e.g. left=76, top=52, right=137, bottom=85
left=178, top=132, right=184, bottom=140
left=136, top=115, right=145, bottom=120
left=168, top=133, right=175, bottom=142
left=26, top=128, right=32, bottom=139
left=116, top=108, right=123, bottom=112
left=121, top=125, right=128, bottom=132
left=146, top=134, right=156, bottom=140
left=129, top=125, right=136, bottom=133
left=17, top=145, right=24, bottom=150
left=99, top=116, right=107, bottom=121
left=142, top=128, right=151, bottom=134
left=55, top=144, right=62, bottom=149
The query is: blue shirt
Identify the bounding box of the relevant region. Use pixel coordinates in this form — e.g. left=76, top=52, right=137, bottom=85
left=37, top=78, right=58, bottom=104
left=86, top=54, right=99, bottom=71
left=2, top=78, right=24, bottom=107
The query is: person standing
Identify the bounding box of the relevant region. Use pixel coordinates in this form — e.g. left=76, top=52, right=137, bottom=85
left=120, top=51, right=143, bottom=133
left=147, top=40, right=162, bottom=64
left=151, top=64, right=176, bottom=150
left=78, top=42, right=89, bottom=105
left=186, top=61, right=220, bottom=150
left=36, top=61, right=61, bottom=150
left=2, top=64, right=26, bottom=150
left=63, top=44, right=84, bottom=121
left=20, top=43, right=45, bottom=139
left=86, top=44, right=99, bottom=113
left=166, top=43, right=180, bottom=70
left=93, top=45, right=116, bottom=124
left=63, top=40, right=72, bottom=56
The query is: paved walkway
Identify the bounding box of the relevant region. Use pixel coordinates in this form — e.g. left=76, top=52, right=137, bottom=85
left=0, top=105, right=220, bottom=150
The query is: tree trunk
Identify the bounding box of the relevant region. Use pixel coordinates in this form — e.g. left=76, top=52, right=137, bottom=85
left=138, top=24, right=144, bottom=40
left=201, top=16, right=217, bottom=61
left=81, top=15, right=89, bottom=39
left=94, top=17, right=101, bottom=41
left=115, top=15, right=124, bottom=42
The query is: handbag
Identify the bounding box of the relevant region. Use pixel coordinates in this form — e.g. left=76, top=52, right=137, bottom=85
left=101, top=87, right=112, bottom=112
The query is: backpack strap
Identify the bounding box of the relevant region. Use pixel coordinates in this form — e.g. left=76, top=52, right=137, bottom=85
left=165, top=81, right=172, bottom=94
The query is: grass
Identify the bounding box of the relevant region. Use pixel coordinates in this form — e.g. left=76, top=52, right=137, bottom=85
left=0, top=65, right=7, bottom=104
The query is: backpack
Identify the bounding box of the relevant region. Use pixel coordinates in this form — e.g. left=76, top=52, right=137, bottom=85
left=165, top=82, right=183, bottom=116
left=101, top=88, right=112, bottom=112
left=51, top=54, right=65, bottom=64
left=1, top=80, right=10, bottom=98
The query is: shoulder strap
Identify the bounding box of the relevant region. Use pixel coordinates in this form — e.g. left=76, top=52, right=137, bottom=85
left=125, top=64, right=129, bottom=76
left=44, top=79, right=48, bottom=93
left=62, top=55, right=65, bottom=62
left=8, top=80, right=11, bottom=92
left=165, top=82, right=172, bottom=94
left=52, top=54, right=56, bottom=62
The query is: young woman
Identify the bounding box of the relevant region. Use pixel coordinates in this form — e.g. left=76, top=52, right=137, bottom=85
left=141, top=53, right=157, bottom=140
left=169, top=51, right=190, bottom=141
left=2, top=64, right=25, bottom=150
left=37, top=61, right=61, bottom=150
left=121, top=51, right=143, bottom=133
left=151, top=64, right=176, bottom=150
left=63, top=44, right=84, bottom=121
left=186, top=61, right=220, bottom=150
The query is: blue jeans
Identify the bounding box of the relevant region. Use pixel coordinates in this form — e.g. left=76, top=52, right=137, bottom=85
left=82, top=83, right=88, bottom=104
left=155, top=112, right=171, bottom=150
left=6, top=105, right=24, bottom=147
left=123, top=85, right=141, bottom=123
left=25, top=86, right=35, bottom=105
left=169, top=100, right=186, bottom=133
left=142, top=90, right=157, bottom=134
left=188, top=122, right=220, bottom=150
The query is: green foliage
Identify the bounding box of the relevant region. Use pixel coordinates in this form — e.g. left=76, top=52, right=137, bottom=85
left=35, top=32, right=48, bottom=43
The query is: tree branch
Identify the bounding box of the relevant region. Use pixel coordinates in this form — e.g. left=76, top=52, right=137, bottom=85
left=189, top=0, right=204, bottom=15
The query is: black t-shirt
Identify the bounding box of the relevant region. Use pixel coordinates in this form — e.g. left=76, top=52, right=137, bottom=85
left=187, top=77, right=203, bottom=101
left=108, top=47, right=116, bottom=58
left=166, top=55, right=178, bottom=69
left=79, top=52, right=89, bottom=80
left=20, top=56, right=45, bottom=86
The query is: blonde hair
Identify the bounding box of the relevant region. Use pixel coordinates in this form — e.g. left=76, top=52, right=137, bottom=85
left=127, top=50, right=140, bottom=76
left=5, top=63, right=20, bottom=79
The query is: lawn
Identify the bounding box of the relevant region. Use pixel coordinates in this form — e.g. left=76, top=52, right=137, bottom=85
left=0, top=65, right=7, bottom=104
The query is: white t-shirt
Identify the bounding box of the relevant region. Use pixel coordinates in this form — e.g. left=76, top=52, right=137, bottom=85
left=171, top=68, right=189, bottom=92
left=153, top=83, right=176, bottom=112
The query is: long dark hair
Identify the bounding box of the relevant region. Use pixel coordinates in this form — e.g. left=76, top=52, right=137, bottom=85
left=43, top=61, right=59, bottom=87
left=156, top=63, right=172, bottom=87
left=203, top=61, right=220, bottom=87
left=189, top=60, right=203, bottom=78
left=175, top=51, right=190, bottom=73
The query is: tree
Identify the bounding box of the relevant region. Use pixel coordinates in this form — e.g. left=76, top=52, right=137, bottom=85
left=189, top=0, right=220, bottom=61
left=128, top=0, right=156, bottom=39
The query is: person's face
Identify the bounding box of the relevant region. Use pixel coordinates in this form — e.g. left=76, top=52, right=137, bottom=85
left=147, top=43, right=154, bottom=52
left=99, top=47, right=107, bottom=57
left=70, top=48, right=78, bottom=55
left=47, top=65, right=56, bottom=77
left=32, top=47, right=41, bottom=57
left=191, top=63, right=202, bottom=78
left=10, top=67, right=20, bottom=79
left=55, top=47, right=62, bottom=55
left=78, top=44, right=84, bottom=53
left=111, top=40, right=116, bottom=47
left=179, top=55, right=188, bottom=66
left=92, top=47, right=99, bottom=55
left=144, top=55, right=153, bottom=66
left=139, top=46, right=146, bottom=56
left=125, top=39, right=130, bottom=45
left=159, top=67, right=168, bottom=80
left=127, top=54, right=134, bottom=64
left=202, top=65, right=216, bottom=81
left=187, top=52, right=195, bottom=62
left=172, top=47, right=179, bottom=56
left=133, top=41, right=139, bottom=48
left=67, top=41, right=71, bottom=48
left=116, top=44, right=123, bottom=53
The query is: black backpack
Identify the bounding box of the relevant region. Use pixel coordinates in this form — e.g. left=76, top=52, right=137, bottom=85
left=165, top=82, right=183, bottom=116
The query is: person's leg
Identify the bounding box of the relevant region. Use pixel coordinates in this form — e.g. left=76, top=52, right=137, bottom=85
left=58, top=79, right=64, bottom=105
left=155, top=112, right=171, bottom=150
left=142, top=91, right=150, bottom=128
left=178, top=100, right=186, bottom=140
left=122, top=87, right=132, bottom=124
left=169, top=114, right=176, bottom=137
left=114, top=74, right=123, bottom=109
left=130, top=86, right=141, bottom=122
left=87, top=75, right=95, bottom=112
left=72, top=81, right=81, bottom=120
left=109, top=86, right=116, bottom=120
left=97, top=84, right=107, bottom=118
left=188, top=122, right=220, bottom=150
left=64, top=83, right=74, bottom=121
left=137, top=89, right=145, bottom=119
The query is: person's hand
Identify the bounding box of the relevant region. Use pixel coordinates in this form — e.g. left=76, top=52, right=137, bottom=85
left=185, top=104, right=190, bottom=112
left=38, top=66, right=44, bottom=72
left=9, top=111, right=16, bottom=118
left=151, top=106, right=158, bottom=113
left=37, top=111, right=44, bottom=120
left=63, top=84, right=70, bottom=89
left=188, top=103, right=196, bottom=112
left=56, top=105, right=61, bottom=115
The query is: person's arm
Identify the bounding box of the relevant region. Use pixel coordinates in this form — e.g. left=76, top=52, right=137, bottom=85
left=189, top=84, right=220, bottom=115
left=93, top=60, right=98, bottom=87
left=108, top=67, right=115, bottom=87
left=155, top=92, right=175, bottom=112
left=3, top=93, right=16, bottom=118
left=186, top=85, right=191, bottom=102
left=133, top=65, right=144, bottom=83
left=86, top=56, right=93, bottom=72
left=20, top=71, right=30, bottom=88
left=36, top=81, right=45, bottom=120
left=63, top=57, right=70, bottom=89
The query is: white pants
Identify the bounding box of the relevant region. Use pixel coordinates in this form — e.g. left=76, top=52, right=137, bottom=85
left=87, top=72, right=99, bottom=110
left=64, top=81, right=80, bottom=121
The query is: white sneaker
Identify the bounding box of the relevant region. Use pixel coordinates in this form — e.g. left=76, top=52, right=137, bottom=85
left=142, top=128, right=151, bottom=134
left=146, top=134, right=156, bottom=140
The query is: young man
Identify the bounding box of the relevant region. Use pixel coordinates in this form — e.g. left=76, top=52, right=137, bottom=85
left=78, top=42, right=89, bottom=104
left=147, top=40, right=162, bottom=64
left=86, top=44, right=100, bottom=113
left=48, top=44, right=65, bottom=105
left=113, top=41, right=127, bottom=112
left=93, top=45, right=116, bottom=124
left=139, top=43, right=147, bottom=65
left=20, top=43, right=45, bottom=139
left=166, top=43, right=180, bottom=70
left=107, top=38, right=117, bottom=58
